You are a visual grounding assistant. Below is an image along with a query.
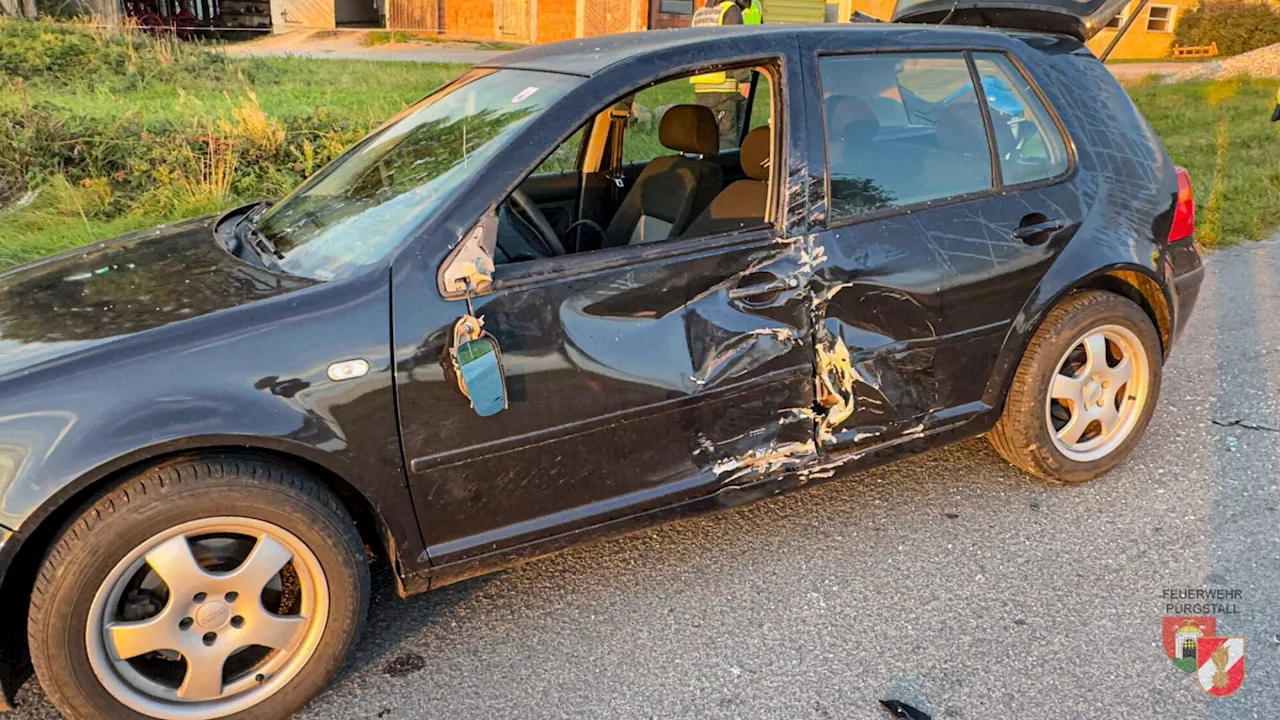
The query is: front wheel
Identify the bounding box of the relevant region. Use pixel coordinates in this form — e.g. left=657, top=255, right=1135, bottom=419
left=989, top=290, right=1163, bottom=483
left=28, top=456, right=369, bottom=720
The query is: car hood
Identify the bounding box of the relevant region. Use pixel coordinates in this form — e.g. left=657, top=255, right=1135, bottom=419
left=892, top=0, right=1127, bottom=41
left=0, top=214, right=316, bottom=379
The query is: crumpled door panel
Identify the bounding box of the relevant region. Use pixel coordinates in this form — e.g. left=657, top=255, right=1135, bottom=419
left=810, top=218, right=949, bottom=447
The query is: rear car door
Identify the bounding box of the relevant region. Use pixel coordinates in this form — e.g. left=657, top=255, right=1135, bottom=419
left=393, top=53, right=817, bottom=569
left=801, top=40, right=1081, bottom=449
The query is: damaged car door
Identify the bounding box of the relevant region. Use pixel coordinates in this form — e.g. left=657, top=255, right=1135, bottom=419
left=394, top=55, right=819, bottom=570
left=803, top=46, right=1078, bottom=449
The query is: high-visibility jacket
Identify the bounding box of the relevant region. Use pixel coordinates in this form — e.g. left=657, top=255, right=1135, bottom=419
left=690, top=1, right=763, bottom=90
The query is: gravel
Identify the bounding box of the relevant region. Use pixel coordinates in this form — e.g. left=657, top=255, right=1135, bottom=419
left=1172, top=42, right=1280, bottom=81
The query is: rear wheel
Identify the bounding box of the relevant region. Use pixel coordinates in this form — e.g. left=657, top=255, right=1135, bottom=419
left=28, top=456, right=369, bottom=720
left=989, top=290, right=1162, bottom=483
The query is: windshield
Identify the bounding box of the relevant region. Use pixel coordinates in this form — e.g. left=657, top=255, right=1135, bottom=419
left=254, top=68, right=581, bottom=280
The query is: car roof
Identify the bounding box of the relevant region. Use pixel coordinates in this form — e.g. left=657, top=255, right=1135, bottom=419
left=477, top=23, right=1034, bottom=78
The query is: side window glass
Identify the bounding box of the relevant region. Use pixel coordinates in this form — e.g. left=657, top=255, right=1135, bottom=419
left=624, top=68, right=771, bottom=163
left=820, top=53, right=993, bottom=222
left=532, top=125, right=586, bottom=176
left=746, top=71, right=774, bottom=135
left=972, top=53, right=1069, bottom=186
left=625, top=79, right=697, bottom=164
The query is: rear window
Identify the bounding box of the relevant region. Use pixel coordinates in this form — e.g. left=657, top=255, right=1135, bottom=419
left=820, top=52, right=993, bottom=221
left=971, top=53, right=1069, bottom=186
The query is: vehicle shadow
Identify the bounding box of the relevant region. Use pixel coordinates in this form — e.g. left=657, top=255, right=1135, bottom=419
left=330, top=566, right=501, bottom=683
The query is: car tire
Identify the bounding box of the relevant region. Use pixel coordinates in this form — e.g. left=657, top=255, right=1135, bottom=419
left=989, top=290, right=1162, bottom=483
left=27, top=455, right=369, bottom=720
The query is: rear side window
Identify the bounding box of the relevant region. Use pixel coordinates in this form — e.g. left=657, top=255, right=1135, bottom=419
left=972, top=53, right=1069, bottom=186
left=820, top=53, right=993, bottom=222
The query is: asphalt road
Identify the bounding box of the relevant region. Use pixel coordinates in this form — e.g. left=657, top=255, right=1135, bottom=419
left=11, top=238, right=1280, bottom=719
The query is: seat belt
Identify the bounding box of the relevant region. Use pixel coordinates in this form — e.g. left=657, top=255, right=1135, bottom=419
left=606, top=107, right=629, bottom=210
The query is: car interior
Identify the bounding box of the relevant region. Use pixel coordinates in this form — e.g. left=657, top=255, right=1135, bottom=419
left=820, top=52, right=1067, bottom=219
left=493, top=65, right=777, bottom=266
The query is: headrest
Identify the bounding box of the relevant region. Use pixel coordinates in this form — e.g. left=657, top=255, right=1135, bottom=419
left=660, top=104, right=719, bottom=156
left=827, top=95, right=879, bottom=142
left=740, top=126, right=771, bottom=181
left=935, top=100, right=988, bottom=155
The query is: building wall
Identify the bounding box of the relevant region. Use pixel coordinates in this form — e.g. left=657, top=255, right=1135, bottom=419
left=405, top=0, right=638, bottom=41
left=650, top=0, right=695, bottom=30
left=442, top=0, right=496, bottom=38
left=537, top=0, right=578, bottom=42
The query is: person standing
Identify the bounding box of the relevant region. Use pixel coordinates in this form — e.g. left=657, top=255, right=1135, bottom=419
left=690, top=0, right=763, bottom=146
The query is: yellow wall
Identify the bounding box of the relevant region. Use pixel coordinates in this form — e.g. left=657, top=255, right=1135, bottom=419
left=834, top=0, right=896, bottom=21
left=1085, top=0, right=1200, bottom=60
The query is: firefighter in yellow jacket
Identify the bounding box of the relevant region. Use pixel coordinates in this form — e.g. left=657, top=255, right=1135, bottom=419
left=690, top=0, right=763, bottom=145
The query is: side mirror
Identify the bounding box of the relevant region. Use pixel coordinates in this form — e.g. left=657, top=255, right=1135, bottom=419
left=455, top=337, right=508, bottom=417
left=439, top=212, right=498, bottom=299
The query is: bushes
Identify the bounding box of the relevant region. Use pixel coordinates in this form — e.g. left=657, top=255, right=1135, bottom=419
left=0, top=17, right=230, bottom=87
left=0, top=95, right=370, bottom=220
left=1175, top=1, right=1280, bottom=57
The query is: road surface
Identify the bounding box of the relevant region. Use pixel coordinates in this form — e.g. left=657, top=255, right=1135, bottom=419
left=10, top=238, right=1279, bottom=719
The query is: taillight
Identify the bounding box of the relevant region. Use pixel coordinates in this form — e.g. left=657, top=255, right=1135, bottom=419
left=1168, top=166, right=1195, bottom=243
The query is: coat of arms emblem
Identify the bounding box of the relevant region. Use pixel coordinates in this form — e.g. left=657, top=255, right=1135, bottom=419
left=1162, top=616, right=1214, bottom=674
left=1196, top=637, right=1245, bottom=697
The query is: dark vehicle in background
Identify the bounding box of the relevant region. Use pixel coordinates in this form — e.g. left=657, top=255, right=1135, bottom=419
left=0, top=6, right=1202, bottom=718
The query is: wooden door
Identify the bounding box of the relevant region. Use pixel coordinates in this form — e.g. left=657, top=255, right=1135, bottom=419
left=583, top=0, right=638, bottom=35
left=271, top=0, right=336, bottom=28
left=498, top=0, right=530, bottom=39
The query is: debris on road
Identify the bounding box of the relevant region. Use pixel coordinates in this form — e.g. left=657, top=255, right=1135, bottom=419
left=382, top=653, right=427, bottom=678
left=1212, top=418, right=1280, bottom=432
left=881, top=699, right=932, bottom=719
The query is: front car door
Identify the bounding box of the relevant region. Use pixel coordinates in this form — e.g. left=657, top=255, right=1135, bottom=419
left=798, top=30, right=1082, bottom=451
left=391, top=41, right=817, bottom=576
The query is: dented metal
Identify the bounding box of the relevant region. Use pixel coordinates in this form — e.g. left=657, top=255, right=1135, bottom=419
left=0, top=30, right=1209, bottom=704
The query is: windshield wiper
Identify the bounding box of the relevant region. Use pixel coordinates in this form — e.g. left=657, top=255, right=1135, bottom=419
left=234, top=202, right=284, bottom=266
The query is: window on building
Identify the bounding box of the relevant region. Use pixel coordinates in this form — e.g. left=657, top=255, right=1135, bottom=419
left=659, top=0, right=695, bottom=13
left=1105, top=9, right=1124, bottom=28
left=819, top=52, right=994, bottom=221
left=1147, top=5, right=1174, bottom=32
left=972, top=53, right=1070, bottom=186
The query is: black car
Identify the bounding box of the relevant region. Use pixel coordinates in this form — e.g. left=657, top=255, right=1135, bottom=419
left=0, top=6, right=1202, bottom=719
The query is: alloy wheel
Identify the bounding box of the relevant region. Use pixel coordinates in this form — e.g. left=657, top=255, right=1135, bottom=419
left=85, top=517, right=328, bottom=720
left=1044, top=324, right=1151, bottom=463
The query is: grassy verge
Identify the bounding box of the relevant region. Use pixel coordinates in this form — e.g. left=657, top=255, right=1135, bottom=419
left=0, top=18, right=466, bottom=268
left=1, top=18, right=1278, bottom=271
left=1126, top=76, right=1280, bottom=248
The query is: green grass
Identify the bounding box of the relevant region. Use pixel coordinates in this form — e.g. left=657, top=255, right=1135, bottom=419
left=4, top=55, right=466, bottom=126
left=0, top=19, right=470, bottom=267
left=1127, top=76, right=1280, bottom=248
left=363, top=30, right=450, bottom=47
left=477, top=41, right=524, bottom=51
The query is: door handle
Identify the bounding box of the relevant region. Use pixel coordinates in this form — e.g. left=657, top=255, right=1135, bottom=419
left=1013, top=217, right=1067, bottom=243
left=728, top=274, right=799, bottom=302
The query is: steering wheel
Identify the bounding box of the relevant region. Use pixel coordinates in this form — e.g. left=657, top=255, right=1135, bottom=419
left=509, top=189, right=567, bottom=257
